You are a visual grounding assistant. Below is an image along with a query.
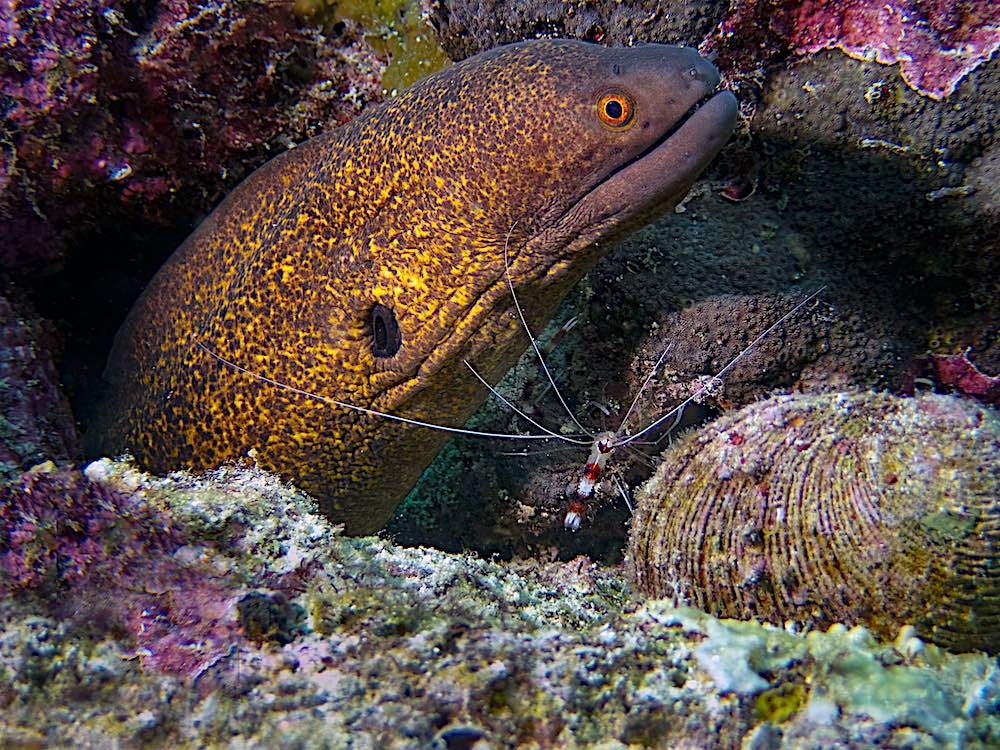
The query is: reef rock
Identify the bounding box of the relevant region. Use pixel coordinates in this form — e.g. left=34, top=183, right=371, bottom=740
left=1, top=459, right=998, bottom=748
left=627, top=391, right=1000, bottom=654
left=0, top=291, right=77, bottom=475
left=0, top=0, right=391, bottom=270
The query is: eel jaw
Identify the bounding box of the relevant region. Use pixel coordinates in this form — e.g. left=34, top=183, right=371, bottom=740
left=540, top=89, right=740, bottom=257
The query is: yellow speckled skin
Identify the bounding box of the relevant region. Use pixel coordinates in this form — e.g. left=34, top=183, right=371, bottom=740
left=96, top=40, right=737, bottom=534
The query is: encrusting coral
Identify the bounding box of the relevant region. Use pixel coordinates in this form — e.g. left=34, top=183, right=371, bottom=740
left=0, top=458, right=998, bottom=748
left=627, top=391, right=1000, bottom=654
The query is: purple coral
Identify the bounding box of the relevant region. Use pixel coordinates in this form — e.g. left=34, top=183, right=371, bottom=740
left=0, top=466, right=180, bottom=592
left=0, top=0, right=383, bottom=270
left=0, top=466, right=243, bottom=677
left=703, top=0, right=1000, bottom=100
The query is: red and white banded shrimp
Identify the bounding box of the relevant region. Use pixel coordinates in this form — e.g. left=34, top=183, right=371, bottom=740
left=464, top=244, right=827, bottom=530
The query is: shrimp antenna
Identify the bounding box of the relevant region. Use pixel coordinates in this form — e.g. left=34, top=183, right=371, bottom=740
left=502, top=222, right=593, bottom=437
left=196, top=342, right=567, bottom=441
left=616, top=342, right=674, bottom=435
left=463, top=359, right=591, bottom=445
left=618, top=286, right=827, bottom=448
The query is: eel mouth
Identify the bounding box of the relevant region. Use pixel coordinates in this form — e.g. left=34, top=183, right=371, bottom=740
left=385, top=89, right=739, bottom=407
left=551, top=87, right=739, bottom=242
left=648, top=88, right=734, bottom=163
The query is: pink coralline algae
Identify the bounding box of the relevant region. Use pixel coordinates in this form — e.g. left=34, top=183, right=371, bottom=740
left=0, top=466, right=244, bottom=678
left=931, top=350, right=1000, bottom=405
left=0, top=0, right=384, bottom=270
left=703, top=0, right=1000, bottom=100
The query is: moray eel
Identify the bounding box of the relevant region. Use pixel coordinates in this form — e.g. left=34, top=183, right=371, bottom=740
left=95, top=40, right=737, bottom=535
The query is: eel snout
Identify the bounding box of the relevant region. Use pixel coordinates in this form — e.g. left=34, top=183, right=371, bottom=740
left=554, top=46, right=738, bottom=239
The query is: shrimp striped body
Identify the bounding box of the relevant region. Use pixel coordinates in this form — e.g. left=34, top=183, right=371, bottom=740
left=565, top=431, right=617, bottom=531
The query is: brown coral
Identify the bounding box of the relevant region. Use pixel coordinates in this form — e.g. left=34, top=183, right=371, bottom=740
left=626, top=391, right=999, bottom=653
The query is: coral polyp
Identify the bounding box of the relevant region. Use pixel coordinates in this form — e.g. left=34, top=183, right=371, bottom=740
left=626, top=391, right=999, bottom=654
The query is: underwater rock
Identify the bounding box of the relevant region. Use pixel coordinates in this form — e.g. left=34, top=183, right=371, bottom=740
left=0, top=462, right=247, bottom=677
left=1, top=458, right=998, bottom=747
left=431, top=0, right=725, bottom=60
left=625, top=292, right=916, bottom=417
left=703, top=0, right=1000, bottom=101
left=0, top=291, right=77, bottom=475
left=0, top=0, right=386, bottom=270
left=627, top=391, right=1000, bottom=654
left=930, top=350, right=1000, bottom=406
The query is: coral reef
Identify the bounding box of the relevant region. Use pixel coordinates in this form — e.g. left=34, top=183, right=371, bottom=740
left=0, top=290, right=77, bottom=476
left=703, top=0, right=1000, bottom=101
left=430, top=0, right=725, bottom=60
left=0, top=0, right=389, bottom=271
left=627, top=391, right=1000, bottom=654
left=297, top=0, right=450, bottom=95
left=1, top=459, right=998, bottom=747
left=0, top=463, right=244, bottom=677
left=397, top=2, right=998, bottom=556
left=2, top=0, right=998, bottom=694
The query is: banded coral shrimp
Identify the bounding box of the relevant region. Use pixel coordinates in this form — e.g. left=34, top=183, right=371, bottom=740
left=383, top=229, right=828, bottom=550
left=456, top=233, right=828, bottom=533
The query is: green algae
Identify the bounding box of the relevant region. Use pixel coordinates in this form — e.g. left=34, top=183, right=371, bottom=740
left=310, top=584, right=430, bottom=637
left=754, top=682, right=806, bottom=723
left=294, top=0, right=451, bottom=95
left=651, top=605, right=1000, bottom=747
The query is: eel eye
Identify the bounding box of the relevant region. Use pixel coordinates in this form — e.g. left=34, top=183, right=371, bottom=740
left=597, top=92, right=634, bottom=129
left=371, top=303, right=402, bottom=358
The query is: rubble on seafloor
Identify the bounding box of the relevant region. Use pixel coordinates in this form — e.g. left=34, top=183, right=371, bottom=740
left=0, top=459, right=997, bottom=748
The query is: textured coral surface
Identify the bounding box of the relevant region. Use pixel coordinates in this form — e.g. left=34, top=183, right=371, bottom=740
left=0, top=0, right=390, bottom=269
left=433, top=0, right=1000, bottom=101
left=627, top=392, right=1000, bottom=654
left=0, top=460, right=997, bottom=748
left=0, top=464, right=243, bottom=676
left=0, top=291, right=77, bottom=475
left=705, top=0, right=1000, bottom=100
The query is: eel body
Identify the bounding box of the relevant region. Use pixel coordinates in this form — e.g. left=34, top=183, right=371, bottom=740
left=96, top=40, right=737, bottom=534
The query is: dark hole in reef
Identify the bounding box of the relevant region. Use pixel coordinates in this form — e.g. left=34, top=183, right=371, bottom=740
left=118, top=0, right=161, bottom=36
left=24, top=215, right=190, bottom=441
left=439, top=726, right=487, bottom=750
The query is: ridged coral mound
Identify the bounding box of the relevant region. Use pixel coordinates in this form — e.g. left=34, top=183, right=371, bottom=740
left=626, top=391, right=999, bottom=653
